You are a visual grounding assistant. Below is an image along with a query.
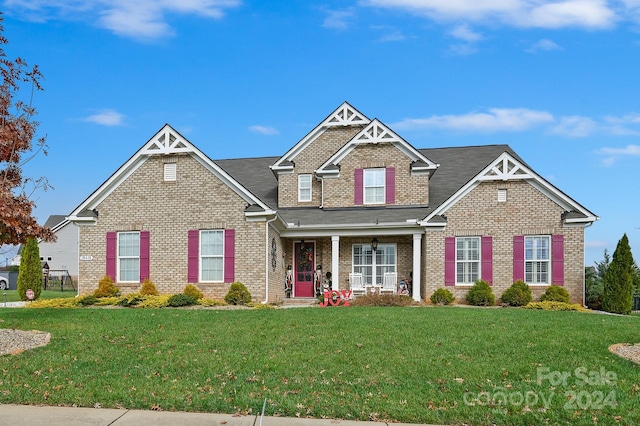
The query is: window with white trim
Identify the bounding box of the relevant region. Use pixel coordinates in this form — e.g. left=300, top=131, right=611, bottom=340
left=364, top=168, right=385, bottom=204
left=353, top=243, right=396, bottom=285
left=456, top=237, right=480, bottom=284
left=298, top=174, right=312, bottom=202
left=118, top=232, right=140, bottom=282
left=200, top=230, right=224, bottom=282
left=525, top=235, right=550, bottom=285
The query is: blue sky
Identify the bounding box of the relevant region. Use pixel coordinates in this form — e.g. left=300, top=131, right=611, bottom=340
left=2, top=0, right=639, bottom=266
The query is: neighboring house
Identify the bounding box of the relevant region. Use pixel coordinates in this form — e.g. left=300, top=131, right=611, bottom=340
left=38, top=215, right=79, bottom=281
left=12, top=215, right=79, bottom=282
left=67, top=102, right=597, bottom=303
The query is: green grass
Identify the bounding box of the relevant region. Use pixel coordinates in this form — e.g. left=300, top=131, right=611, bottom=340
left=1, top=307, right=639, bottom=425
left=0, top=289, right=77, bottom=303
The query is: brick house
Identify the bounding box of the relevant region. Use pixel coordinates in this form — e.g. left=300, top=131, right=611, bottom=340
left=68, top=102, right=597, bottom=304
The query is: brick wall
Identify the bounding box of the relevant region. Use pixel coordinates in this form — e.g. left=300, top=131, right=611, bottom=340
left=278, top=126, right=363, bottom=208
left=423, top=180, right=585, bottom=304
left=78, top=154, right=268, bottom=301
left=323, top=143, right=429, bottom=208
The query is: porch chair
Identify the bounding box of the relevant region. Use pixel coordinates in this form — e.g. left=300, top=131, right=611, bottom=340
left=381, top=272, right=397, bottom=294
left=349, top=273, right=365, bottom=296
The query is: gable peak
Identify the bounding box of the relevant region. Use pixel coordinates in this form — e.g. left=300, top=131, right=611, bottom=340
left=326, top=102, right=370, bottom=127
left=142, top=125, right=194, bottom=155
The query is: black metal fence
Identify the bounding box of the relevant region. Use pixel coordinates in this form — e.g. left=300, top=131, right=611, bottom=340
left=633, top=294, right=640, bottom=311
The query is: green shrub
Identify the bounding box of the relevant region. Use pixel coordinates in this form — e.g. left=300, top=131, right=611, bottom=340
left=198, top=298, right=226, bottom=307
left=183, top=284, right=204, bottom=300
left=524, top=301, right=589, bottom=312
left=117, top=293, right=146, bottom=307
left=93, top=297, right=119, bottom=306
left=94, top=276, right=120, bottom=298
left=466, top=280, right=495, bottom=306
left=167, top=293, right=198, bottom=307
left=430, top=288, right=455, bottom=305
left=501, top=280, right=532, bottom=307
left=77, top=295, right=98, bottom=306
left=137, top=295, right=172, bottom=308
left=140, top=279, right=159, bottom=296
left=224, top=282, right=252, bottom=305
left=26, top=298, right=79, bottom=309
left=540, top=285, right=570, bottom=303
left=350, top=294, right=413, bottom=307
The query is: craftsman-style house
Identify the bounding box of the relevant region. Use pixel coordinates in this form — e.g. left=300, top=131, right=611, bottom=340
left=68, top=102, right=597, bottom=303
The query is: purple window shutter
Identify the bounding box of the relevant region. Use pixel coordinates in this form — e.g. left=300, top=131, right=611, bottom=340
left=552, top=234, right=565, bottom=285
left=385, top=167, right=395, bottom=204
left=140, top=231, right=150, bottom=282
left=444, top=237, right=455, bottom=286
left=224, top=229, right=235, bottom=283
left=513, top=235, right=525, bottom=282
left=354, top=168, right=363, bottom=205
left=106, top=232, right=116, bottom=281
left=188, top=230, right=199, bottom=283
left=481, top=236, right=493, bottom=285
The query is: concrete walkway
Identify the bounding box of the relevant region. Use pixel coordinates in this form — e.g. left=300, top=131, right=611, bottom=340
left=0, top=404, right=438, bottom=426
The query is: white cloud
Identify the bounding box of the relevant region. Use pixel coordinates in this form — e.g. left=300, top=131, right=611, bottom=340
left=526, top=38, right=563, bottom=53
left=372, top=26, right=407, bottom=42
left=392, top=108, right=554, bottom=132
left=549, top=115, right=597, bottom=137
left=4, top=0, right=240, bottom=40
left=83, top=109, right=125, bottom=126
left=249, top=125, right=279, bottom=135
left=361, top=0, right=617, bottom=30
left=595, top=144, right=640, bottom=166
left=449, top=24, right=483, bottom=42
left=585, top=240, right=609, bottom=249
left=322, top=8, right=355, bottom=30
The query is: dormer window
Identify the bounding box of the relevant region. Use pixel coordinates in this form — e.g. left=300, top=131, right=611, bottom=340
left=364, top=168, right=385, bottom=204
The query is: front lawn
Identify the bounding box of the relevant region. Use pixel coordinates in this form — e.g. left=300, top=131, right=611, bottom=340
left=0, top=307, right=638, bottom=425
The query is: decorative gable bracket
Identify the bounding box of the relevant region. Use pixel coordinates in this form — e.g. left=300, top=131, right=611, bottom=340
left=326, top=103, right=370, bottom=127
left=477, top=156, right=532, bottom=181
left=142, top=126, right=194, bottom=155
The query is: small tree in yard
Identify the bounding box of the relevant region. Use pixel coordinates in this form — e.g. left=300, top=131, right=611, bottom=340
left=16, top=237, right=41, bottom=300
left=602, top=234, right=634, bottom=315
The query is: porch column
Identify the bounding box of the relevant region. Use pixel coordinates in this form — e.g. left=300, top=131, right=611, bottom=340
left=412, top=233, right=422, bottom=302
left=331, top=236, right=340, bottom=291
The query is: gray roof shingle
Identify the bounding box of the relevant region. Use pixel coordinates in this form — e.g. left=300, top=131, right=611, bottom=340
left=214, top=145, right=520, bottom=227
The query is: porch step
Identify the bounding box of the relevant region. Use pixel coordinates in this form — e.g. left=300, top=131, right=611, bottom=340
left=280, top=297, right=318, bottom=307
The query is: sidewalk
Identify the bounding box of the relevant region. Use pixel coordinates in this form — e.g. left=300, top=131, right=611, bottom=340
left=0, top=404, right=438, bottom=426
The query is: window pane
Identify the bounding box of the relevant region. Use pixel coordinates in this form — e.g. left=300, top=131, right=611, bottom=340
left=201, top=257, right=223, bottom=282
left=364, top=169, right=385, bottom=204
left=120, top=258, right=139, bottom=282
left=201, top=231, right=223, bottom=256
left=118, top=232, right=139, bottom=257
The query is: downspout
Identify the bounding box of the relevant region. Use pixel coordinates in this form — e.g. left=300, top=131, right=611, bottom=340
left=319, top=175, right=324, bottom=209
left=263, top=215, right=278, bottom=304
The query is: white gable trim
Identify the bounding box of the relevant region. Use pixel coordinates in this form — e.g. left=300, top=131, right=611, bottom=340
left=270, top=102, right=370, bottom=173
left=421, top=152, right=598, bottom=225
left=316, top=119, right=438, bottom=175
left=68, top=124, right=271, bottom=222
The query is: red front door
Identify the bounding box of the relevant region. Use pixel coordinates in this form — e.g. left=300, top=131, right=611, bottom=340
left=294, top=242, right=314, bottom=297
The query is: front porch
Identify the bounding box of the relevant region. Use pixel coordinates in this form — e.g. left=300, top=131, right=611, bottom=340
left=281, top=233, right=423, bottom=302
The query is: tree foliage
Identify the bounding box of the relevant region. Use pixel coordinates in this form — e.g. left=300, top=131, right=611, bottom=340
left=585, top=249, right=609, bottom=310
left=602, top=234, right=634, bottom=315
left=0, top=14, right=54, bottom=245
left=16, top=237, right=42, bottom=300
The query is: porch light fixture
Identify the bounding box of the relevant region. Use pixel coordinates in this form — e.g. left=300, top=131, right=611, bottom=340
left=371, top=237, right=379, bottom=252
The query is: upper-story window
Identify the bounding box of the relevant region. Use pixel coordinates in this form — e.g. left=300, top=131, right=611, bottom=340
left=298, top=174, right=312, bottom=202
left=525, top=235, right=550, bottom=285
left=364, top=168, right=385, bottom=204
